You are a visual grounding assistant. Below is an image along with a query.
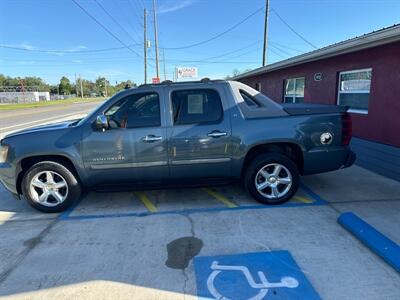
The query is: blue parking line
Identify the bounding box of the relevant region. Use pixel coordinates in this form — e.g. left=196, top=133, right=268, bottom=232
left=59, top=183, right=326, bottom=221
left=338, top=212, right=400, bottom=273
left=58, top=197, right=83, bottom=220
left=300, top=182, right=327, bottom=204
left=60, top=200, right=325, bottom=221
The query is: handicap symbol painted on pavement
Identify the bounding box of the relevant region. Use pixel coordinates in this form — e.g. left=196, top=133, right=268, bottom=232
left=194, top=251, right=320, bottom=300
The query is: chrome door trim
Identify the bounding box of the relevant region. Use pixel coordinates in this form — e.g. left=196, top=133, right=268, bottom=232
left=207, top=131, right=228, bottom=138
left=142, top=135, right=163, bottom=142
left=90, top=161, right=168, bottom=170
left=170, top=157, right=231, bottom=166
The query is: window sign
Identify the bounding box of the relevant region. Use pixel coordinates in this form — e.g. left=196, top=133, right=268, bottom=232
left=188, top=94, right=204, bottom=114
left=337, top=68, right=372, bottom=113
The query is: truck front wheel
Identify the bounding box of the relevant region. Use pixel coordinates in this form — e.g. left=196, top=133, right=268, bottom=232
left=244, top=153, right=299, bottom=205
left=22, top=161, right=82, bottom=213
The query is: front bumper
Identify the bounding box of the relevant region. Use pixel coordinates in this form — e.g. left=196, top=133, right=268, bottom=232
left=302, top=146, right=356, bottom=175
left=0, top=162, right=18, bottom=196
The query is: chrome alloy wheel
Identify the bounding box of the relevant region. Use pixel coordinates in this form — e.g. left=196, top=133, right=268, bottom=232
left=29, top=171, right=69, bottom=207
left=254, top=163, right=292, bottom=199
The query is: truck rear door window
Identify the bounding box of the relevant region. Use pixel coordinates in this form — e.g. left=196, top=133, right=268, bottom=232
left=171, top=89, right=223, bottom=125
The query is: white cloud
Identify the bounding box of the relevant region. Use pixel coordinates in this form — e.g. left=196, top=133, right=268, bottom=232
left=0, top=43, right=36, bottom=50
left=19, top=43, right=36, bottom=50
left=15, top=60, right=36, bottom=65
left=50, top=52, right=64, bottom=57
left=74, top=45, right=88, bottom=50
left=0, top=43, right=88, bottom=54
left=158, top=0, right=196, bottom=14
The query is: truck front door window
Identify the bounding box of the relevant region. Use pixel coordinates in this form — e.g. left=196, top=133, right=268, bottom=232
left=105, top=92, right=160, bottom=129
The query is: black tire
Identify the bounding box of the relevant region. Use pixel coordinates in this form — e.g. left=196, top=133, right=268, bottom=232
left=22, top=161, right=82, bottom=213
left=244, top=153, right=300, bottom=205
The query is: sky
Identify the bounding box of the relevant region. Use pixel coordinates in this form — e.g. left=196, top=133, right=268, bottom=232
left=0, top=0, right=399, bottom=85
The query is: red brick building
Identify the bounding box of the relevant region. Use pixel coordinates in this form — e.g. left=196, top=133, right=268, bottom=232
left=235, top=25, right=400, bottom=181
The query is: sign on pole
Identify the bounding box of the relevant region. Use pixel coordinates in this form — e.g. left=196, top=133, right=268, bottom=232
left=152, top=77, right=160, bottom=84
left=176, top=67, right=198, bottom=79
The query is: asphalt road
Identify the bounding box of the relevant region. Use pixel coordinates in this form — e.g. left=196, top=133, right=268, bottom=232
left=0, top=100, right=104, bottom=139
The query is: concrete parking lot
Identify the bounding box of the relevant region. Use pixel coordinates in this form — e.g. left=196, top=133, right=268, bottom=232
left=0, top=164, right=399, bottom=299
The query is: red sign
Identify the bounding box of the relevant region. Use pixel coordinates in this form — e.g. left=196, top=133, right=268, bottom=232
left=152, top=77, right=160, bottom=84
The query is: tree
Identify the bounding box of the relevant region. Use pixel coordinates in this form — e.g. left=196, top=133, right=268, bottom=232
left=58, top=76, right=72, bottom=95
left=0, top=73, right=137, bottom=97
left=115, top=80, right=135, bottom=92
left=225, top=68, right=253, bottom=80
left=225, top=69, right=241, bottom=80
left=95, top=76, right=109, bottom=96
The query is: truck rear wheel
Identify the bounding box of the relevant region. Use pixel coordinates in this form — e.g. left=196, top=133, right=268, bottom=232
left=244, top=153, right=299, bottom=205
left=22, top=161, right=81, bottom=213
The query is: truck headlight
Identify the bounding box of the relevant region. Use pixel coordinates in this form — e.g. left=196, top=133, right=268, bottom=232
left=0, top=145, right=9, bottom=163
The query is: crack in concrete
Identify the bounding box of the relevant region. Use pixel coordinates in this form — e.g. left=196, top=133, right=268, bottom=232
left=182, top=214, right=194, bottom=298
left=0, top=218, right=59, bottom=285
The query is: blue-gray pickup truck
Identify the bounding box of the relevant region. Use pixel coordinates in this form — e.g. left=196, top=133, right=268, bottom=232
left=0, top=79, right=355, bottom=212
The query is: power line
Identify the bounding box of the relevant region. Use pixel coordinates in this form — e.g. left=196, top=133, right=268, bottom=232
left=269, top=41, right=305, bottom=53
left=2, top=39, right=306, bottom=67
left=268, top=43, right=292, bottom=57
left=1, top=40, right=303, bottom=59
left=268, top=47, right=287, bottom=59
left=70, top=0, right=142, bottom=57
left=161, top=6, right=264, bottom=50
left=196, top=40, right=263, bottom=62
left=0, top=44, right=140, bottom=53
left=94, top=0, right=140, bottom=45
left=2, top=58, right=261, bottom=67
left=114, top=0, right=144, bottom=40
left=271, top=8, right=318, bottom=49
left=0, top=41, right=279, bottom=65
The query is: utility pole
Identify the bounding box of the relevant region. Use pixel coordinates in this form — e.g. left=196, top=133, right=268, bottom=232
left=104, top=78, right=108, bottom=97
left=152, top=0, right=160, bottom=79
left=262, top=0, right=270, bottom=66
left=74, top=73, right=78, bottom=96
left=162, top=48, right=166, bottom=81
left=144, top=8, right=148, bottom=84
left=79, top=74, right=83, bottom=99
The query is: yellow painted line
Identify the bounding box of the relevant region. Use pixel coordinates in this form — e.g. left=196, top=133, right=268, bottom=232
left=203, top=188, right=238, bottom=208
left=293, top=195, right=314, bottom=204
left=134, top=192, right=158, bottom=212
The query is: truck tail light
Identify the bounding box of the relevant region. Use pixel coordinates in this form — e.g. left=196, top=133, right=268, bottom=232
left=341, top=112, right=352, bottom=145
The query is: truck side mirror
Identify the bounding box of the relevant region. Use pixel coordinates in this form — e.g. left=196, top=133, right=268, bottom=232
left=95, top=115, right=109, bottom=131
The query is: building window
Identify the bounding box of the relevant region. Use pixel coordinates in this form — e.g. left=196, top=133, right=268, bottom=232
left=337, top=68, right=371, bottom=113
left=284, top=77, right=305, bottom=103
left=255, top=82, right=261, bottom=92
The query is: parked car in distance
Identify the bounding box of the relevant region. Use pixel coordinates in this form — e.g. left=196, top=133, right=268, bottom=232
left=0, top=79, right=355, bottom=212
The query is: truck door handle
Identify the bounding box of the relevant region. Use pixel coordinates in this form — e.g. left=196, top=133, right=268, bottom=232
left=142, top=135, right=163, bottom=142
left=207, top=131, right=227, bottom=138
